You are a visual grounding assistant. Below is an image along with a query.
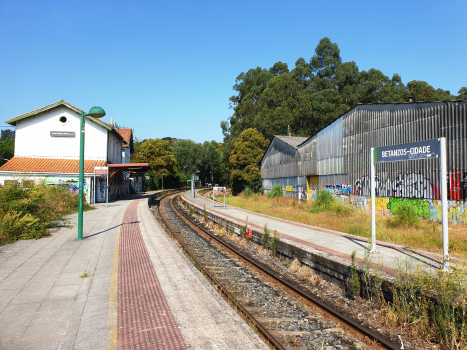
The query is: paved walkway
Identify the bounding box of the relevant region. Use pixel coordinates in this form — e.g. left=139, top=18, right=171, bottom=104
left=0, top=193, right=268, bottom=350
left=184, top=191, right=455, bottom=275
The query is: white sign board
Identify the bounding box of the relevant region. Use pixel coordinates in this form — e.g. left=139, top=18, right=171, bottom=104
left=94, top=166, right=108, bottom=175
left=213, top=187, right=226, bottom=195
left=213, top=187, right=226, bottom=208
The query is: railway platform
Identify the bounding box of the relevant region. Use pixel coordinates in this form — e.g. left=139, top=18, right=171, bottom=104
left=183, top=190, right=461, bottom=278
left=0, top=192, right=268, bottom=350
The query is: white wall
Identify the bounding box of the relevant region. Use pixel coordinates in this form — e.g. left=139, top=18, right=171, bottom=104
left=14, top=106, right=109, bottom=160
left=107, top=132, right=122, bottom=164
left=122, top=147, right=130, bottom=164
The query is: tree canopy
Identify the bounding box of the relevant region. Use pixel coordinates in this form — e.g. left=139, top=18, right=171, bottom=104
left=221, top=36, right=465, bottom=157
left=132, top=138, right=179, bottom=189
left=229, top=128, right=269, bottom=194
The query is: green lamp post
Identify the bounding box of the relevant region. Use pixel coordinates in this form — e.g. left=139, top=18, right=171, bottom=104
left=162, top=174, right=165, bottom=191
left=77, top=106, right=106, bottom=240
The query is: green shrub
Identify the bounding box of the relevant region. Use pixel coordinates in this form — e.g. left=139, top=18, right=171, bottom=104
left=387, top=201, right=420, bottom=228
left=243, top=186, right=254, bottom=197
left=348, top=250, right=360, bottom=297
left=310, top=190, right=351, bottom=216
left=258, top=187, right=264, bottom=195
left=0, top=180, right=94, bottom=244
left=270, top=230, right=280, bottom=256
left=266, top=184, right=283, bottom=198
left=262, top=223, right=270, bottom=248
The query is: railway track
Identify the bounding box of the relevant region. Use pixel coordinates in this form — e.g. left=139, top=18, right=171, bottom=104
left=154, top=192, right=399, bottom=350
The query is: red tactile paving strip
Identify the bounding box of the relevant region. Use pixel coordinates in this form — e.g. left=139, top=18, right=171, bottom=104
left=118, top=200, right=187, bottom=350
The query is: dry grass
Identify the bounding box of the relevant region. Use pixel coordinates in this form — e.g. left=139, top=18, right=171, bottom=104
left=289, top=259, right=322, bottom=286
left=225, top=194, right=467, bottom=259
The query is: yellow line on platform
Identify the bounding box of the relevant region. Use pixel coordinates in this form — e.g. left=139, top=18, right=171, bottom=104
left=106, top=212, right=123, bottom=350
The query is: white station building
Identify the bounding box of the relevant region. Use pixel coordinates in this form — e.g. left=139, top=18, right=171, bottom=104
left=0, top=100, right=148, bottom=202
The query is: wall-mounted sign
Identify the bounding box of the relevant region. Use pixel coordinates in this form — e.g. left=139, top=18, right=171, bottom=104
left=50, top=131, right=75, bottom=137
left=246, top=228, right=252, bottom=239
left=94, top=166, right=108, bottom=175
left=376, top=139, right=440, bottom=163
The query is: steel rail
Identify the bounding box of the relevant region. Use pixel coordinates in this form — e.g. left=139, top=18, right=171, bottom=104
left=155, top=192, right=285, bottom=350
left=176, top=193, right=399, bottom=350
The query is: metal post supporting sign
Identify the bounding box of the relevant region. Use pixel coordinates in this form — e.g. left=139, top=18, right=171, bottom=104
left=371, top=138, right=449, bottom=270
left=213, top=187, right=226, bottom=208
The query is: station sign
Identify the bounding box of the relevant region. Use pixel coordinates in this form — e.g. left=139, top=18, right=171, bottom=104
left=50, top=131, right=75, bottom=137
left=94, top=166, right=108, bottom=175
left=375, top=138, right=440, bottom=163
left=213, top=187, right=226, bottom=195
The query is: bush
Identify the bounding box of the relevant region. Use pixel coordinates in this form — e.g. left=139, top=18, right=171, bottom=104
left=262, top=223, right=270, bottom=248
left=270, top=230, right=280, bottom=256
left=266, top=184, right=283, bottom=198
left=243, top=186, right=254, bottom=197
left=310, top=190, right=351, bottom=216
left=387, top=201, right=420, bottom=228
left=258, top=187, right=264, bottom=195
left=0, top=180, right=94, bottom=244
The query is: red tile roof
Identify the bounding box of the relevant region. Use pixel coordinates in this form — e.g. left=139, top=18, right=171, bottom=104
left=118, top=128, right=132, bottom=148
left=0, top=157, right=106, bottom=174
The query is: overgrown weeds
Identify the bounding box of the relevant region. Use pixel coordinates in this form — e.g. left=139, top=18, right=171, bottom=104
left=348, top=250, right=360, bottom=297
left=0, top=180, right=95, bottom=244
left=310, top=190, right=351, bottom=216
left=266, top=184, right=282, bottom=199
left=243, top=186, right=254, bottom=197
left=270, top=230, right=280, bottom=256
left=262, top=224, right=270, bottom=249
left=387, top=201, right=421, bottom=228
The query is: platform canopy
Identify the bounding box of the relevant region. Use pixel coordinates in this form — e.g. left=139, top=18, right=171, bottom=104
left=107, top=163, right=150, bottom=172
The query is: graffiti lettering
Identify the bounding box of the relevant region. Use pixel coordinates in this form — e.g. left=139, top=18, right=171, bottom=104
left=353, top=173, right=437, bottom=199
left=387, top=197, right=431, bottom=219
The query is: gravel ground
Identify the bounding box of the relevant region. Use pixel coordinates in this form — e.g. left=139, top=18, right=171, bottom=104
left=156, top=196, right=388, bottom=349
left=178, top=194, right=444, bottom=350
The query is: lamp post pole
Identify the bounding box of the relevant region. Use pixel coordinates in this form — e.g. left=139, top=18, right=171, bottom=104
left=77, top=106, right=106, bottom=241
left=77, top=112, right=86, bottom=240
left=162, top=174, right=165, bottom=191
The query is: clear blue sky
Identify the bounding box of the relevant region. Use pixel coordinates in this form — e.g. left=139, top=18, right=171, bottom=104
left=1, top=0, right=465, bottom=143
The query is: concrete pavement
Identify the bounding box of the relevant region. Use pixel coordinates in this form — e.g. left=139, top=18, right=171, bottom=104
left=0, top=198, right=132, bottom=350
left=0, top=193, right=269, bottom=350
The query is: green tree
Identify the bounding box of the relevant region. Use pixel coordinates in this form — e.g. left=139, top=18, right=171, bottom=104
left=309, top=89, right=349, bottom=135
left=229, top=128, right=269, bottom=194
left=310, top=37, right=342, bottom=91
left=0, top=137, right=14, bottom=167
left=291, top=57, right=312, bottom=88
left=172, top=139, right=202, bottom=182
left=269, top=61, right=289, bottom=75
left=198, top=141, right=221, bottom=186
left=407, top=80, right=453, bottom=101
left=132, top=138, right=179, bottom=189
left=458, top=87, right=467, bottom=100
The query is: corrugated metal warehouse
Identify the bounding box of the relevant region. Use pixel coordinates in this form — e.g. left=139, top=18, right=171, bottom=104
left=261, top=101, right=467, bottom=223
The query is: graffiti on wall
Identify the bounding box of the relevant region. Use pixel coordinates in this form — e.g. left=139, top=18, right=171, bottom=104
left=387, top=197, right=431, bottom=219
left=44, top=177, right=89, bottom=202
left=353, top=173, right=440, bottom=199
left=348, top=195, right=467, bottom=223
left=322, top=183, right=352, bottom=195
left=121, top=179, right=130, bottom=196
